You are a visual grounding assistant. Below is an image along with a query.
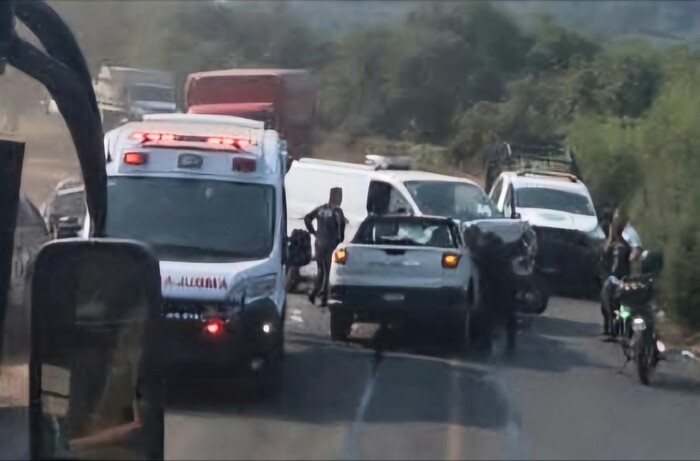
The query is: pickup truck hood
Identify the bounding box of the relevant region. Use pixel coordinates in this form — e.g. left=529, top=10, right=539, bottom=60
left=463, top=218, right=528, bottom=244
left=160, top=259, right=271, bottom=302
left=518, top=208, right=598, bottom=233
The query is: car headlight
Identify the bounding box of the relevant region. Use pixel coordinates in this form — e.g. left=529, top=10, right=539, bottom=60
left=229, top=274, right=278, bottom=305
left=587, top=225, right=606, bottom=241
left=522, top=227, right=538, bottom=259
left=511, top=227, right=537, bottom=276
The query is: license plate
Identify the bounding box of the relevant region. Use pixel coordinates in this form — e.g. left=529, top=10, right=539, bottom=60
left=383, top=293, right=405, bottom=302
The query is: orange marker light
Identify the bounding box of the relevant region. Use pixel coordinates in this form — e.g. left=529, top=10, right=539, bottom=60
left=334, top=248, right=347, bottom=264
left=442, top=253, right=460, bottom=269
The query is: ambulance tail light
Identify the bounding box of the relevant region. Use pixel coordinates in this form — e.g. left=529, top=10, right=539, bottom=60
left=124, top=152, right=148, bottom=165
left=232, top=157, right=256, bottom=173
left=208, top=137, right=249, bottom=149
left=203, top=318, right=225, bottom=337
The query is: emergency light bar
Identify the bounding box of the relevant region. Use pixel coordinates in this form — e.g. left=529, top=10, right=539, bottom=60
left=129, top=131, right=251, bottom=151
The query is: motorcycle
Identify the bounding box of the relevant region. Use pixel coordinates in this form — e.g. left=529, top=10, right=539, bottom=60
left=612, top=250, right=665, bottom=385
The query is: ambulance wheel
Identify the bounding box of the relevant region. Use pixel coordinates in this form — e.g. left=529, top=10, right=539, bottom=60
left=250, top=325, right=284, bottom=401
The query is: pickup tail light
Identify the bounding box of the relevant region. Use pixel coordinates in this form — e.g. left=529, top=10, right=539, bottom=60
left=124, top=152, right=148, bottom=165
left=442, top=253, right=460, bottom=269
left=334, top=248, right=347, bottom=264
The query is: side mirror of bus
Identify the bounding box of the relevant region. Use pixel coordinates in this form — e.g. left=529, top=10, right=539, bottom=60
left=29, top=239, right=164, bottom=460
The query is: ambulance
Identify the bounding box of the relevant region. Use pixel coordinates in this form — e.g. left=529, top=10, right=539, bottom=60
left=82, top=113, right=287, bottom=388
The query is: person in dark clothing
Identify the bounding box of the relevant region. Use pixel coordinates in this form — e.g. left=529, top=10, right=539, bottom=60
left=600, top=213, right=632, bottom=336
left=304, top=187, right=346, bottom=306
left=469, top=228, right=519, bottom=355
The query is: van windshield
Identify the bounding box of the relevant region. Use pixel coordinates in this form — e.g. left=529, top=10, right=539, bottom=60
left=105, top=177, right=275, bottom=262
left=404, top=180, right=503, bottom=222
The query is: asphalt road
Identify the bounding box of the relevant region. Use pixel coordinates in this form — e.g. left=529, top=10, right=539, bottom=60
left=165, top=293, right=700, bottom=460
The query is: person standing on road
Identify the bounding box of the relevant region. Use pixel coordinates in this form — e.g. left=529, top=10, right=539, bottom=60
left=304, top=187, right=346, bottom=307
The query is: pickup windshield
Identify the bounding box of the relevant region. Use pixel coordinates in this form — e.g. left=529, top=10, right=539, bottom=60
left=516, top=187, right=595, bottom=216
left=404, top=180, right=503, bottom=221
left=105, top=177, right=275, bottom=262
left=354, top=217, right=458, bottom=248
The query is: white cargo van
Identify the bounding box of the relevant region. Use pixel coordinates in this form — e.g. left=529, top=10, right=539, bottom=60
left=285, top=156, right=499, bottom=277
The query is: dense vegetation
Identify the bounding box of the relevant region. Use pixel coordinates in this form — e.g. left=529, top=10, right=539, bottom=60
left=50, top=0, right=700, bottom=329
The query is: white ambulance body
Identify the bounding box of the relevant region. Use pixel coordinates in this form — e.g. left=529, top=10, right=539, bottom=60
left=83, top=113, right=287, bottom=376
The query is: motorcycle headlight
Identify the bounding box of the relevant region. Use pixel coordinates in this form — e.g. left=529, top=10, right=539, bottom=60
left=632, top=317, right=646, bottom=332
left=229, top=274, right=278, bottom=305
left=586, top=225, right=606, bottom=242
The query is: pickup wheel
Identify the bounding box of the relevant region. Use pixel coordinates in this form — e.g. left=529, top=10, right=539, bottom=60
left=448, top=304, right=471, bottom=353
left=330, top=311, right=353, bottom=342
left=530, top=275, right=550, bottom=315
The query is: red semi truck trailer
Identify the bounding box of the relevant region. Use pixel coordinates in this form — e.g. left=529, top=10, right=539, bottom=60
left=184, top=69, right=317, bottom=159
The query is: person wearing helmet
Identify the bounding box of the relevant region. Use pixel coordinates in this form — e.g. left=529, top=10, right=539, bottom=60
left=304, top=187, right=346, bottom=307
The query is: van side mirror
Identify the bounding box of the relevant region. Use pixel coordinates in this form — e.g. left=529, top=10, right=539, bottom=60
left=29, top=239, right=164, bottom=460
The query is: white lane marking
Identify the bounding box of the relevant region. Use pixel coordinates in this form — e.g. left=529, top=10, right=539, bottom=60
left=446, top=359, right=464, bottom=461
left=290, top=309, right=304, bottom=323
left=340, top=363, right=380, bottom=461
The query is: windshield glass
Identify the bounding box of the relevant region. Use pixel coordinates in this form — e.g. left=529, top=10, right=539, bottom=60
left=129, top=85, right=174, bottom=103
left=404, top=180, right=503, bottom=221
left=354, top=217, right=457, bottom=248
left=105, top=177, right=275, bottom=262
left=516, top=187, right=595, bottom=216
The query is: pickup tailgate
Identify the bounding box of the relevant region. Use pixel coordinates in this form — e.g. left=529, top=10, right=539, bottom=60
left=335, top=244, right=450, bottom=288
